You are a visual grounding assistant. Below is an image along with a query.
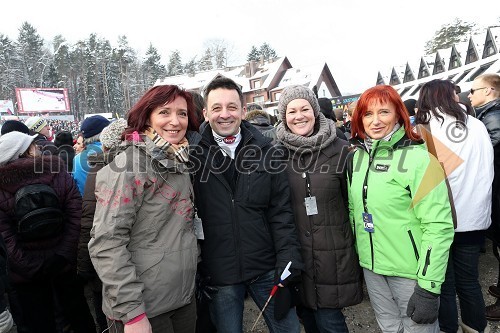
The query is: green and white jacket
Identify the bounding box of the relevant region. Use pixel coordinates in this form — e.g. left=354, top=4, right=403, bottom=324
left=347, top=126, right=454, bottom=294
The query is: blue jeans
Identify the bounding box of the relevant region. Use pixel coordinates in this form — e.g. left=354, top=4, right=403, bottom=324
left=300, top=306, right=348, bottom=333
left=439, top=242, right=487, bottom=333
left=208, top=270, right=300, bottom=333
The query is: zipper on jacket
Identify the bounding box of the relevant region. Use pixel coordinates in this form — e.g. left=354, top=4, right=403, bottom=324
left=407, top=229, right=420, bottom=261
left=233, top=171, right=244, bottom=282
left=422, top=245, right=432, bottom=276
left=369, top=233, right=374, bottom=270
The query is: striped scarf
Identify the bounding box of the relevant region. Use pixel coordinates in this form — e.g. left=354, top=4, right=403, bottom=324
left=144, top=127, right=189, bottom=163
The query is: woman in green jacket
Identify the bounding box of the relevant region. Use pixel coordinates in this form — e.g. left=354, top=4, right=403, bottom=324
left=347, top=85, right=454, bottom=333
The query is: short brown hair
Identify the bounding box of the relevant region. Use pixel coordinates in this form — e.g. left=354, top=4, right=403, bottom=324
left=476, top=73, right=500, bottom=98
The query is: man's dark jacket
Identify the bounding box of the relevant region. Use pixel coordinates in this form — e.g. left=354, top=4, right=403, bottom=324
left=191, top=120, right=303, bottom=285
left=477, top=98, right=500, bottom=240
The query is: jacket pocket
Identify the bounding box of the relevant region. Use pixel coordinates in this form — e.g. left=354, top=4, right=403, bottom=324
left=246, top=171, right=271, bottom=204
left=407, top=229, right=420, bottom=261
left=132, top=251, right=164, bottom=278
left=422, top=245, right=432, bottom=276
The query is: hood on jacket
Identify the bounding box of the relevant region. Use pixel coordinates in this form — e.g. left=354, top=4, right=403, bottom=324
left=0, top=156, right=64, bottom=192
left=245, top=110, right=271, bottom=126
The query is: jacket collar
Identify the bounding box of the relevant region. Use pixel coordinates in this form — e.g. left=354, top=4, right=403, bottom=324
left=199, top=120, right=271, bottom=149
left=349, top=126, right=423, bottom=152
left=476, top=98, right=500, bottom=119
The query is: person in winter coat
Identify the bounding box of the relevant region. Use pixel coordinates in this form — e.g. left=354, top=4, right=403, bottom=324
left=0, top=131, right=95, bottom=333
left=245, top=109, right=274, bottom=133
left=191, top=77, right=303, bottom=333
left=469, top=74, right=500, bottom=321
left=23, top=116, right=57, bottom=155
left=72, top=115, right=110, bottom=195
left=54, top=130, right=75, bottom=172
left=416, top=79, right=493, bottom=333
left=275, top=85, right=362, bottom=333
left=88, top=85, right=200, bottom=333
left=77, top=118, right=127, bottom=332
left=347, top=85, right=454, bottom=333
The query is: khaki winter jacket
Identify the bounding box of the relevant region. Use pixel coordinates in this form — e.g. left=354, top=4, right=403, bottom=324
left=89, top=136, right=198, bottom=322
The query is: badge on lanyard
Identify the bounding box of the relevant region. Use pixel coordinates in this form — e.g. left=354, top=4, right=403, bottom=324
left=193, top=215, right=205, bottom=240
left=305, top=196, right=318, bottom=216
left=362, top=212, right=374, bottom=233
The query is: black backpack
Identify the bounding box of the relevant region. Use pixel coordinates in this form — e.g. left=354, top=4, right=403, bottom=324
left=14, top=184, right=65, bottom=241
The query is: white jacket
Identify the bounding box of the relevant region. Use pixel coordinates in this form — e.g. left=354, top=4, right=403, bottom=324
left=428, top=112, right=494, bottom=232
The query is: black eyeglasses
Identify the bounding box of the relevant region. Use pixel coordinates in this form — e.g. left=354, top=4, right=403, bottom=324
left=470, top=87, right=488, bottom=95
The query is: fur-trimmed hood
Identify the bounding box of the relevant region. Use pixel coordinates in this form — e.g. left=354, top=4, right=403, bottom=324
left=0, top=156, right=64, bottom=193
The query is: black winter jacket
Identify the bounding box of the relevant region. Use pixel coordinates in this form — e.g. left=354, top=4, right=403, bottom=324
left=477, top=99, right=500, bottom=239
left=192, top=121, right=303, bottom=285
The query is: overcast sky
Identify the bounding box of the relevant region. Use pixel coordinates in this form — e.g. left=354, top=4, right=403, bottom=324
left=1, top=0, right=498, bottom=95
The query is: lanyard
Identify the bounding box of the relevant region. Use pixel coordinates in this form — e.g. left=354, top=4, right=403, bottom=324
left=299, top=156, right=313, bottom=197
left=362, top=146, right=378, bottom=213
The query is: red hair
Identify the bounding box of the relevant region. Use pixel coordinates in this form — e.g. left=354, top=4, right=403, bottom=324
left=351, top=85, right=420, bottom=141
left=123, top=85, right=199, bottom=140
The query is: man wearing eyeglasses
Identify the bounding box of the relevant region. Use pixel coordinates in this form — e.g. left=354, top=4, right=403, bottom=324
left=470, top=73, right=500, bottom=321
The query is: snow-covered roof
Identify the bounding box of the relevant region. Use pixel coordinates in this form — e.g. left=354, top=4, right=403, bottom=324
left=154, top=57, right=291, bottom=94
left=490, top=27, right=500, bottom=48
left=270, top=62, right=325, bottom=91
left=378, top=26, right=500, bottom=99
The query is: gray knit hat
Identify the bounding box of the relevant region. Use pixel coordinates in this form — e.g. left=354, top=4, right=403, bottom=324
left=99, top=118, right=127, bottom=149
left=277, top=85, right=320, bottom=123
left=0, top=132, right=38, bottom=166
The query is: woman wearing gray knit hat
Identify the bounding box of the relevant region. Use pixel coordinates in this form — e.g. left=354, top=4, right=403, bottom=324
left=275, top=85, right=362, bottom=333
left=0, top=131, right=95, bottom=332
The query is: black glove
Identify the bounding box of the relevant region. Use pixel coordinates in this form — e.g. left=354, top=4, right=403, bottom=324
left=274, top=286, right=292, bottom=320
left=42, top=254, right=69, bottom=278
left=195, top=273, right=218, bottom=304
left=406, top=284, right=439, bottom=324
left=273, top=267, right=301, bottom=320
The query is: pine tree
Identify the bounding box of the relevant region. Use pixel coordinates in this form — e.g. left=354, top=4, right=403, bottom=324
left=247, top=46, right=260, bottom=62
left=15, top=22, right=46, bottom=87
left=424, top=18, right=477, bottom=54
left=198, top=48, right=213, bottom=71
left=143, top=43, right=166, bottom=86
left=258, top=43, right=277, bottom=61
left=184, top=57, right=197, bottom=76
left=0, top=34, right=17, bottom=101
left=214, top=46, right=226, bottom=69
left=167, top=50, right=183, bottom=76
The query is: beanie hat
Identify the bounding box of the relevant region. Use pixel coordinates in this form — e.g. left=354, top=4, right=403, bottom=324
left=277, top=85, right=320, bottom=124
left=1, top=120, right=30, bottom=135
left=24, top=116, right=48, bottom=133
left=100, top=118, right=127, bottom=149
left=80, top=115, right=111, bottom=139
left=0, top=132, right=38, bottom=166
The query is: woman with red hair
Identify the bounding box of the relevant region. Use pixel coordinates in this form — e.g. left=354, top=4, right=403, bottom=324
left=89, top=85, right=200, bottom=333
left=347, top=85, right=454, bottom=332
